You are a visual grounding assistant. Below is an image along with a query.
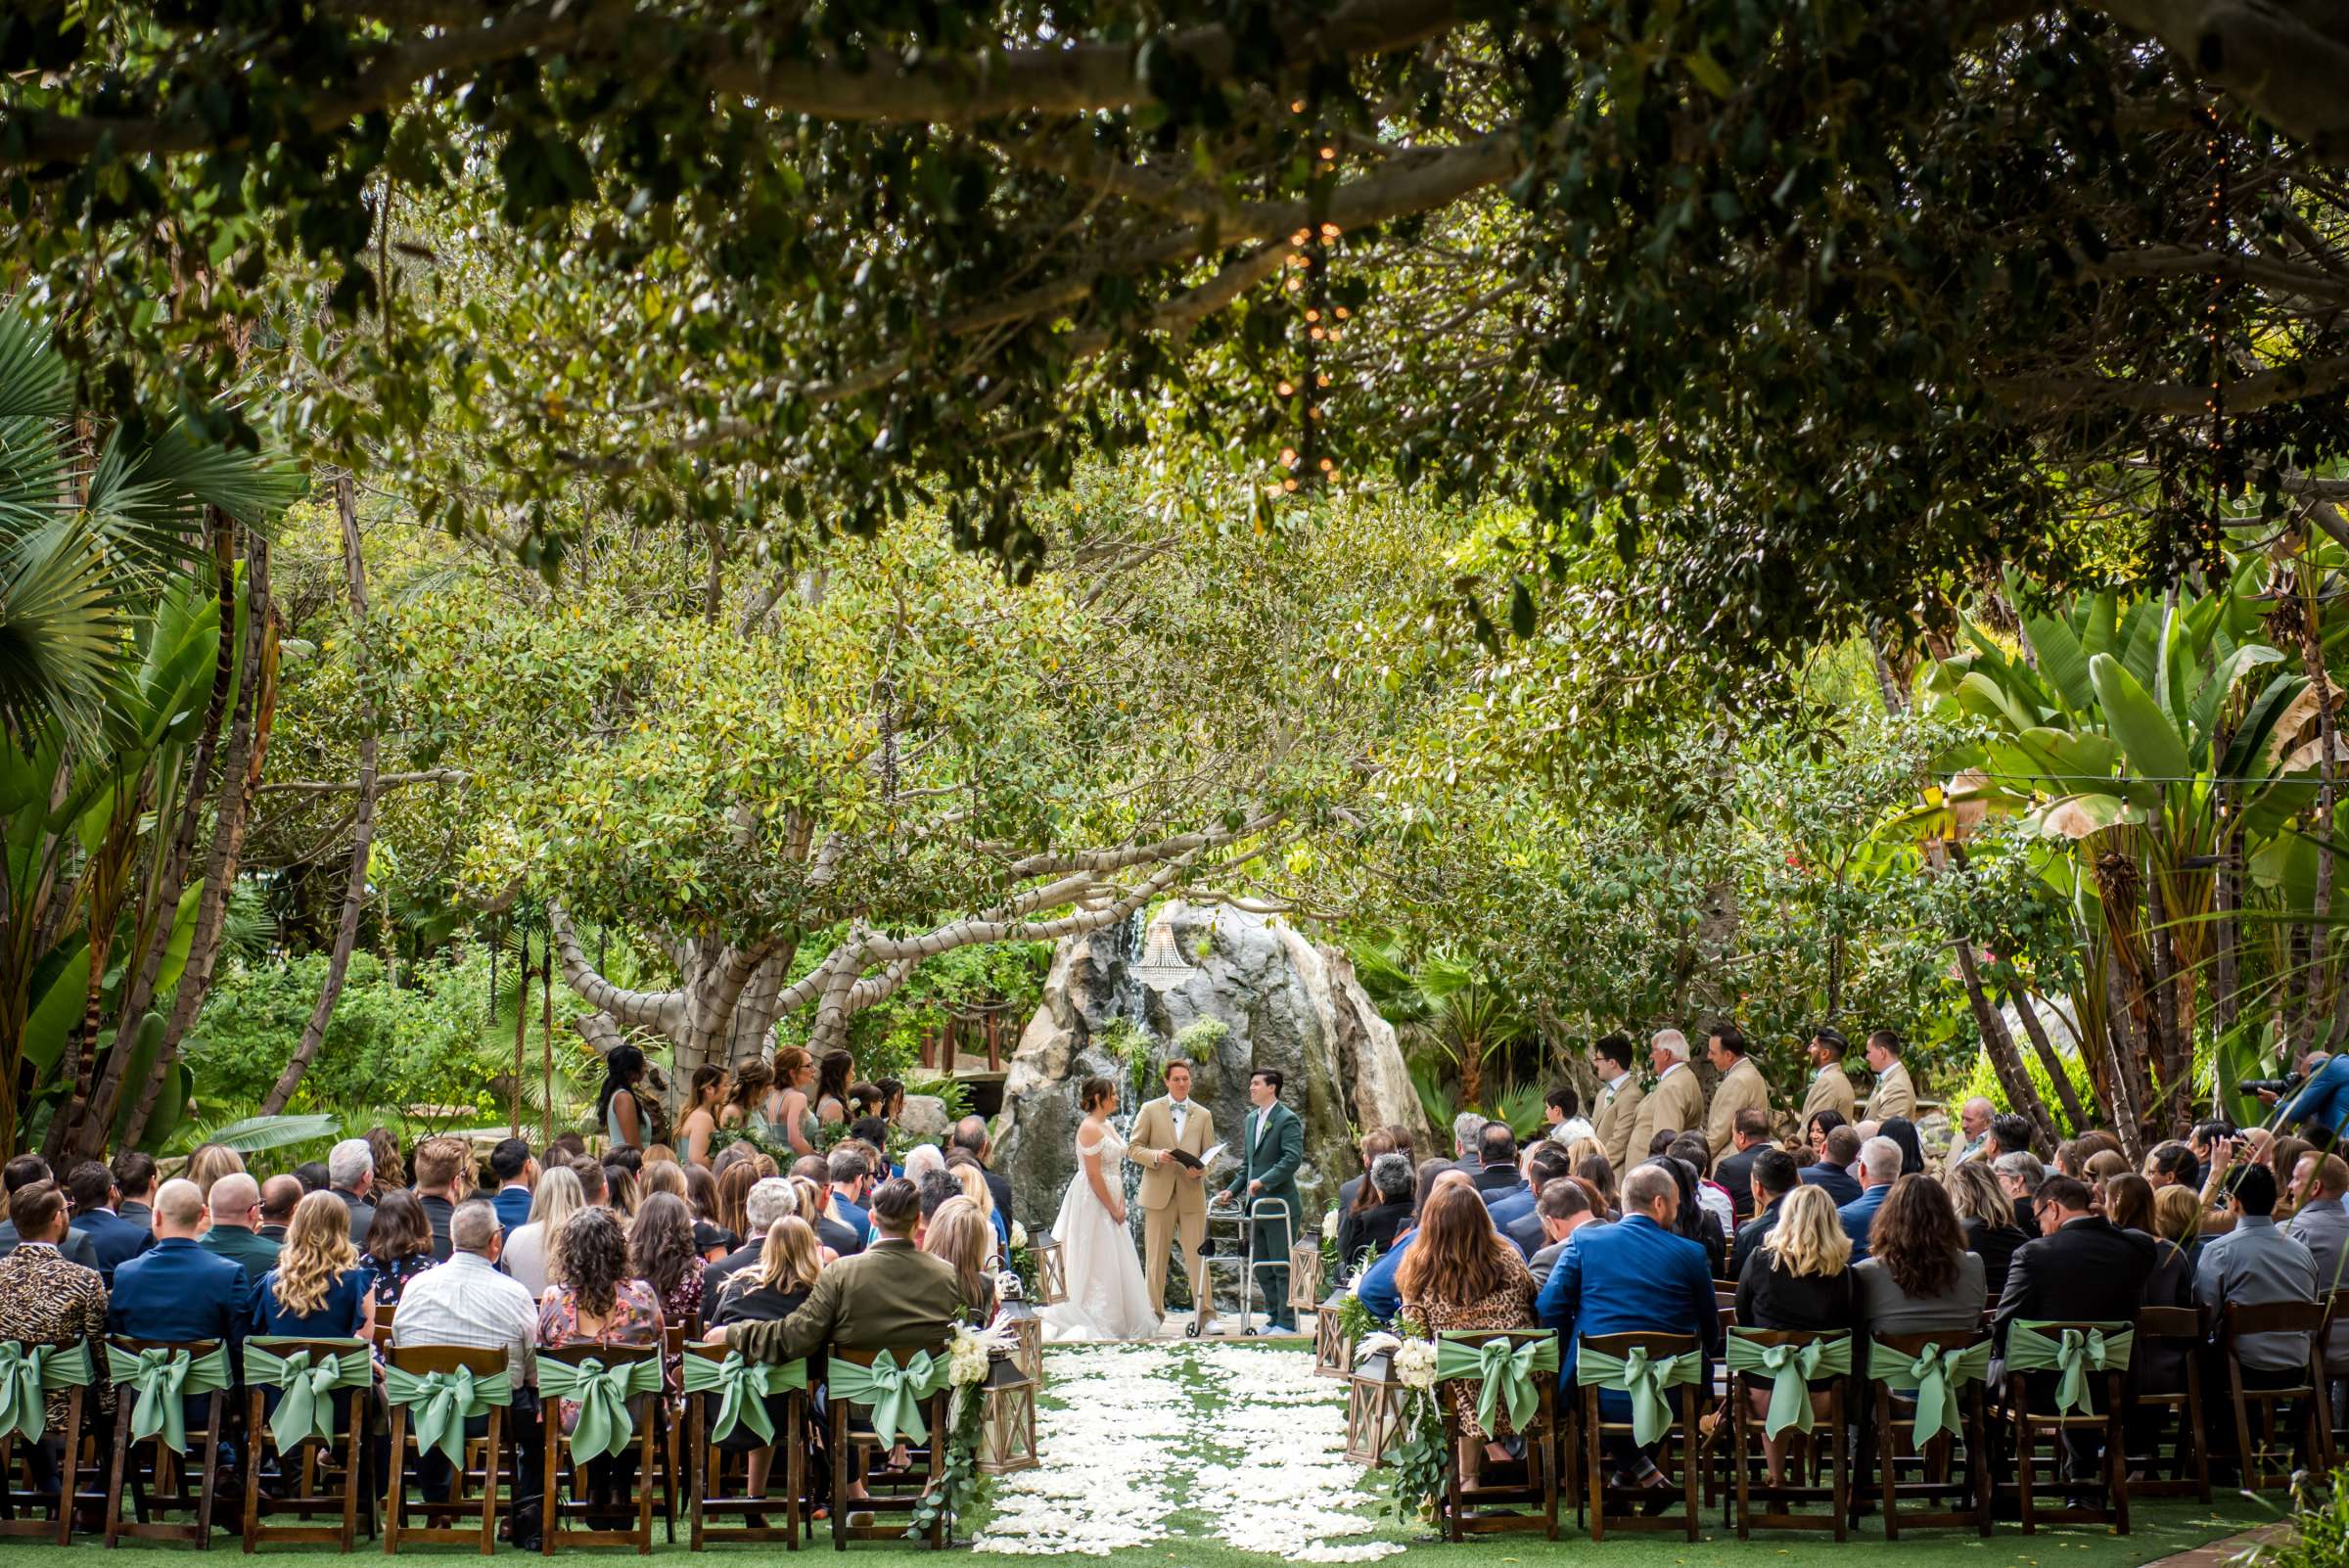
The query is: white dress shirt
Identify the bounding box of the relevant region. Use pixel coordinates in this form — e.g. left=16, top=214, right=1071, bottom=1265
left=391, top=1250, right=538, bottom=1382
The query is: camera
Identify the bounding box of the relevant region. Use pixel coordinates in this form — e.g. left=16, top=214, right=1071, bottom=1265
left=2239, top=1071, right=2305, bottom=1099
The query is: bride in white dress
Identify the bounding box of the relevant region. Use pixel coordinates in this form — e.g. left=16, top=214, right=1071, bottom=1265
left=1038, top=1077, right=1161, bottom=1342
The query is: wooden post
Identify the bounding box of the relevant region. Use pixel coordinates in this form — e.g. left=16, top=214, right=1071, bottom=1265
left=510, top=927, right=529, bottom=1136
left=541, top=941, right=555, bottom=1145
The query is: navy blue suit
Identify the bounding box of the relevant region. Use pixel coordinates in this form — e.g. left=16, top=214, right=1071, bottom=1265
left=1357, top=1229, right=1412, bottom=1320
left=109, top=1235, right=250, bottom=1351
left=1488, top=1186, right=1537, bottom=1229
left=1798, top=1161, right=1862, bottom=1207
left=1536, top=1214, right=1718, bottom=1465
left=77, top=1208, right=154, bottom=1281
left=493, top=1185, right=533, bottom=1236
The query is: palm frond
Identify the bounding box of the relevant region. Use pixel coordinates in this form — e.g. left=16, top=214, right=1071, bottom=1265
left=0, top=518, right=127, bottom=754
left=185, top=1112, right=342, bottom=1156
left=0, top=302, right=70, bottom=423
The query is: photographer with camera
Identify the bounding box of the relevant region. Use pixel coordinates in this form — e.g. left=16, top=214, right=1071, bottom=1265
left=2259, top=1049, right=2349, bottom=1149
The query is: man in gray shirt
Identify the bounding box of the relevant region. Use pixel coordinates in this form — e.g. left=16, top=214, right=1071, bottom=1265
left=1525, top=1178, right=1594, bottom=1289
left=2286, top=1151, right=2349, bottom=1365
left=2195, top=1165, right=2320, bottom=1382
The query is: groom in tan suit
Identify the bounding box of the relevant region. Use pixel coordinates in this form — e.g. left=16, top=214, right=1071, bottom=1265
left=1127, top=1060, right=1216, bottom=1328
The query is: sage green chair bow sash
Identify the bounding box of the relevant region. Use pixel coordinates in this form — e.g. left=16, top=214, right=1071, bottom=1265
left=680, top=1351, right=808, bottom=1445
left=1869, top=1339, right=1993, bottom=1443
left=1432, top=1333, right=1560, bottom=1435
left=2005, top=1321, right=2134, bottom=1417
left=380, top=1363, right=513, bottom=1468
left=244, top=1338, right=373, bottom=1453
left=825, top=1350, right=951, bottom=1450
left=537, top=1355, right=665, bottom=1461
left=1573, top=1342, right=1703, bottom=1446
left=0, top=1342, right=91, bottom=1443
left=1723, top=1330, right=1852, bottom=1438
left=105, top=1343, right=230, bottom=1455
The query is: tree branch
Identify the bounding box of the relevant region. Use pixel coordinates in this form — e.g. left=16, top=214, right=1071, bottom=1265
left=2081, top=0, right=2349, bottom=154
left=256, top=767, right=468, bottom=797
left=547, top=901, right=688, bottom=1032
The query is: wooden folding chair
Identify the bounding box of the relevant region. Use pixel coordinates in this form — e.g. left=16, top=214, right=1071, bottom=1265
left=1430, top=1329, right=1562, bottom=1541
left=240, top=1337, right=373, bottom=1552
left=539, top=1343, right=662, bottom=1554
left=1868, top=1331, right=1992, bottom=1538
left=2127, top=1306, right=2209, bottom=1501
left=2219, top=1300, right=2336, bottom=1492
left=1999, top=1319, right=2130, bottom=1536
left=103, top=1335, right=227, bottom=1549
left=1724, top=1328, right=1848, bottom=1541
left=826, top=1344, right=950, bottom=1551
left=683, top=1342, right=805, bottom=1551
left=2325, top=1288, right=2349, bottom=1445
left=382, top=1345, right=506, bottom=1556
left=1578, top=1331, right=1702, bottom=1543
left=0, top=1339, right=91, bottom=1546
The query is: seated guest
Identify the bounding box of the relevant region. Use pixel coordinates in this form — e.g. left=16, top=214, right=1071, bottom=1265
left=1837, top=1136, right=1903, bottom=1260
left=410, top=1137, right=467, bottom=1261
left=2107, top=1173, right=2195, bottom=1457
left=392, top=1201, right=542, bottom=1544
left=1981, top=1113, right=2033, bottom=1168
left=109, top=1176, right=250, bottom=1454
left=0, top=1181, right=113, bottom=1479
left=2085, top=1148, right=2132, bottom=1204
left=187, top=1144, right=245, bottom=1203
left=503, top=1166, right=583, bottom=1299
left=1994, top=1173, right=2154, bottom=1486
left=248, top=1190, right=377, bottom=1337
left=1802, top=1109, right=1848, bottom=1166
left=326, top=1138, right=377, bottom=1249
left=704, top=1177, right=799, bottom=1296
left=825, top=1149, right=871, bottom=1242
left=1537, top=1162, right=1719, bottom=1490
left=258, top=1175, right=302, bottom=1241
left=115, top=1151, right=159, bottom=1232
left=1668, top=1134, right=1735, bottom=1238
left=1944, top=1097, right=1997, bottom=1171
left=199, top=1172, right=281, bottom=1283
left=2154, top=1182, right=2205, bottom=1263
left=1855, top=1174, right=1987, bottom=1336
left=1473, top=1123, right=1526, bottom=1206
left=572, top=1157, right=611, bottom=1210
left=603, top=1163, right=638, bottom=1220
left=685, top=1166, right=734, bottom=1261
left=1338, top=1153, right=1415, bottom=1279
left=626, top=1191, right=704, bottom=1327
left=1543, top=1085, right=1595, bottom=1146
left=67, top=1161, right=151, bottom=1279
left=1653, top=1155, right=1727, bottom=1279
left=2286, top=1152, right=2349, bottom=1369
left=365, top=1128, right=408, bottom=1192
left=363, top=1190, right=439, bottom=1308
left=944, top=1152, right=1010, bottom=1252
left=950, top=1115, right=1016, bottom=1221
left=0, top=1156, right=100, bottom=1268
left=1399, top=1181, right=1539, bottom=1487
left=2194, top=1165, right=2320, bottom=1396
left=2143, top=1140, right=2197, bottom=1192
left=1493, top=1143, right=1571, bottom=1255
left=1878, top=1118, right=1927, bottom=1177
left=490, top=1138, right=536, bottom=1236
left=1714, top=1110, right=1773, bottom=1224
left=1800, top=1126, right=1864, bottom=1207
left=1353, top=1165, right=1467, bottom=1321
left=536, top=1207, right=665, bottom=1507
left=1729, top=1149, right=1800, bottom=1280
left=1945, top=1159, right=2030, bottom=1301
left=922, top=1195, right=999, bottom=1323
left=1734, top=1184, right=1857, bottom=1484
left=290, top=1163, right=329, bottom=1200
left=1574, top=1154, right=1619, bottom=1221
left=1527, top=1178, right=1596, bottom=1288
left=1996, top=1150, right=2046, bottom=1236
left=2188, top=1120, right=2233, bottom=1187
left=787, top=1177, right=842, bottom=1264
left=710, top=1215, right=825, bottom=1502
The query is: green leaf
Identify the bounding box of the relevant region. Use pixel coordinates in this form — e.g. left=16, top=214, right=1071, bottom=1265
left=2089, top=652, right=2191, bottom=785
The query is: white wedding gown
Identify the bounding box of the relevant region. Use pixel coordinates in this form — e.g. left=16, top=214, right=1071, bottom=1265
left=1038, top=1122, right=1162, bottom=1342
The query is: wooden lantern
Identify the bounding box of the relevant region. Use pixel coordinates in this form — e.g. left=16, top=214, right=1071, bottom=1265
left=1029, top=1237, right=1068, bottom=1306
left=1313, top=1290, right=1353, bottom=1378
left=1288, top=1237, right=1325, bottom=1310
left=996, top=1295, right=1045, bottom=1386
left=976, top=1356, right=1039, bottom=1475
left=1343, top=1347, right=1411, bottom=1467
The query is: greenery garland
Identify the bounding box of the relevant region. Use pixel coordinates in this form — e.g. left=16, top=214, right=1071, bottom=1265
left=904, top=1365, right=992, bottom=1541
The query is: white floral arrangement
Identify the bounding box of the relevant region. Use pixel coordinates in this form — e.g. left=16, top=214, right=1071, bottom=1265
left=1010, top=1220, right=1029, bottom=1248
left=949, top=1320, right=1016, bottom=1389
left=1321, top=1207, right=1341, bottom=1240
left=1390, top=1337, right=1438, bottom=1391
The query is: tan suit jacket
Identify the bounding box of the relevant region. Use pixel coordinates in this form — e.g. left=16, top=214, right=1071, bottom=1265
left=1800, top=1063, right=1857, bottom=1128
left=728, top=1238, right=964, bottom=1364
left=1703, top=1057, right=1773, bottom=1174
left=1630, top=1063, right=1706, bottom=1161
left=1127, top=1096, right=1216, bottom=1212
left=1591, top=1075, right=1644, bottom=1172
left=1862, top=1058, right=1916, bottom=1122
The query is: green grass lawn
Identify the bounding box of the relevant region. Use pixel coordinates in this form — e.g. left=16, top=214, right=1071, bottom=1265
left=0, top=1339, right=2293, bottom=1568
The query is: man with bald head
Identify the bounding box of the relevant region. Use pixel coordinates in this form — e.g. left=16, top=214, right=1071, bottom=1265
left=199, top=1171, right=282, bottom=1281
left=110, top=1178, right=249, bottom=1356
left=257, top=1176, right=302, bottom=1241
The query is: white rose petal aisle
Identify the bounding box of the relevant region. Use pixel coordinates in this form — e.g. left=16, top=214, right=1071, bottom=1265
left=972, top=1342, right=1402, bottom=1561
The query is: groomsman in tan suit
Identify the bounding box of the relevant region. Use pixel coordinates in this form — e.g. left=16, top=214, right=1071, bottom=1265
left=1861, top=1028, right=1917, bottom=1121
left=1630, top=1029, right=1706, bottom=1161
left=1589, top=1034, right=1644, bottom=1172
left=1701, top=1025, right=1773, bottom=1176
left=1800, top=1026, right=1858, bottom=1130
left=1126, top=1060, right=1216, bottom=1327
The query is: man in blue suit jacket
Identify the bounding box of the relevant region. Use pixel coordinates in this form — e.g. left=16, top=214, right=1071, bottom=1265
left=1799, top=1125, right=1864, bottom=1207
left=489, top=1137, right=537, bottom=1236
left=66, top=1161, right=153, bottom=1280
left=1489, top=1144, right=1570, bottom=1232
left=1536, top=1161, right=1719, bottom=1481
left=109, top=1178, right=251, bottom=1458
left=1836, top=1136, right=1901, bottom=1261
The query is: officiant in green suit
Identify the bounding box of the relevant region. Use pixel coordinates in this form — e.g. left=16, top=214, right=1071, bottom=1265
left=1218, top=1068, right=1306, bottom=1333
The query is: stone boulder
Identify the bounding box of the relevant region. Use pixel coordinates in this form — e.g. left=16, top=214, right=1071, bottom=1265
left=991, top=901, right=1433, bottom=1239
left=897, top=1093, right=951, bottom=1141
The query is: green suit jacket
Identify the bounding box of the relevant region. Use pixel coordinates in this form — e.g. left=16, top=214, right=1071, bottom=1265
left=727, top=1238, right=966, bottom=1365
left=1222, top=1101, right=1306, bottom=1239
left=199, top=1224, right=283, bottom=1284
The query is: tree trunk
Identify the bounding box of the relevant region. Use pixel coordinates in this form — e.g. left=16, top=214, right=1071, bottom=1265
left=261, top=477, right=376, bottom=1116
left=2005, top=985, right=2088, bottom=1138
left=2301, top=562, right=2339, bottom=1037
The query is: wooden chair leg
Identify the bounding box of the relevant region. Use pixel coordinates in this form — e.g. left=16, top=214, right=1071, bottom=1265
left=1585, top=1390, right=1604, bottom=1544
left=787, top=1392, right=805, bottom=1551
left=636, top=1422, right=656, bottom=1555
left=383, top=1410, right=404, bottom=1557
left=2014, top=1401, right=2037, bottom=1536
left=930, top=1392, right=949, bottom=1549
left=1829, top=1385, right=1847, bottom=1544
left=341, top=1395, right=365, bottom=1553
left=241, top=1391, right=262, bottom=1553
left=1731, top=1379, right=1750, bottom=1541
left=1681, top=1389, right=1699, bottom=1543
left=830, top=1402, right=849, bottom=1552
left=542, top=1412, right=561, bottom=1557
left=2230, top=1362, right=2256, bottom=1489
left=195, top=1396, right=220, bottom=1548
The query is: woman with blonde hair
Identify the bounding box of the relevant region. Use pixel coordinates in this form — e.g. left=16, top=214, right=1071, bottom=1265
left=922, top=1195, right=998, bottom=1321
left=186, top=1143, right=245, bottom=1202
left=2153, top=1181, right=2205, bottom=1257
left=788, top=1176, right=840, bottom=1264
left=945, top=1154, right=1007, bottom=1254
left=1944, top=1158, right=2029, bottom=1299
left=250, top=1190, right=377, bottom=1337
left=711, top=1216, right=825, bottom=1501
left=503, top=1163, right=583, bottom=1297
left=1734, top=1183, right=1856, bottom=1483
left=714, top=1161, right=760, bottom=1248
